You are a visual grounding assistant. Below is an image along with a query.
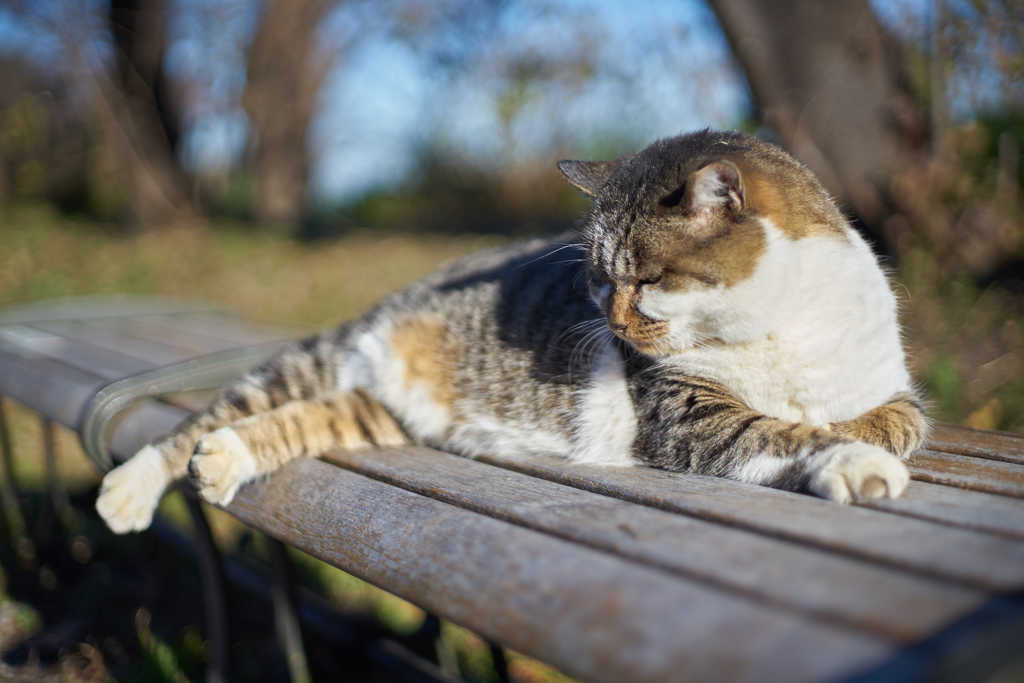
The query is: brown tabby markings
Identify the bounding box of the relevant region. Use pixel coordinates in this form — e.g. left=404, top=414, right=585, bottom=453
left=831, top=393, right=929, bottom=459
left=229, top=390, right=408, bottom=467
left=390, top=315, right=460, bottom=412
left=657, top=218, right=766, bottom=290
left=739, top=163, right=841, bottom=239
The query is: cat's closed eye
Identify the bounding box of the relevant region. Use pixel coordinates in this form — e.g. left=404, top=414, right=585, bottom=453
left=663, top=270, right=719, bottom=289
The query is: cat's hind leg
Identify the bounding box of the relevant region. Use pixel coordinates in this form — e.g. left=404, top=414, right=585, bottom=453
left=97, top=330, right=349, bottom=533
left=189, top=389, right=408, bottom=505
left=830, top=392, right=929, bottom=459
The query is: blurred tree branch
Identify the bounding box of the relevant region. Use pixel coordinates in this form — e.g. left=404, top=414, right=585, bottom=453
left=101, top=0, right=196, bottom=226
left=242, top=0, right=340, bottom=223
left=2, top=0, right=196, bottom=226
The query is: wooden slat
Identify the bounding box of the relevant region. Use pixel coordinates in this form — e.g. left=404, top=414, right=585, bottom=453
left=30, top=319, right=200, bottom=366
left=926, top=424, right=1024, bottom=465
left=4, top=306, right=1023, bottom=679
left=3, top=327, right=892, bottom=683
left=112, top=314, right=297, bottom=355
left=12, top=314, right=1024, bottom=593
left=324, top=446, right=981, bottom=643
left=865, top=482, right=1024, bottom=541
left=142, top=311, right=302, bottom=346
left=0, top=296, right=220, bottom=325
left=909, top=449, right=1024, bottom=498
left=476, top=453, right=1024, bottom=592
left=228, top=457, right=892, bottom=683
left=0, top=345, right=104, bottom=429
left=4, top=324, right=157, bottom=378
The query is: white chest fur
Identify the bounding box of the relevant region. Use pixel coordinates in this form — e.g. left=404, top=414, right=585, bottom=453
left=651, top=222, right=911, bottom=425
left=570, top=340, right=638, bottom=466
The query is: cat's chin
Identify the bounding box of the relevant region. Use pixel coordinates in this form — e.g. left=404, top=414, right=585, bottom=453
left=626, top=338, right=682, bottom=358
left=635, top=333, right=731, bottom=358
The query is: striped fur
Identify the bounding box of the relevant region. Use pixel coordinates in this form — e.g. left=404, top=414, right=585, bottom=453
left=831, top=393, right=929, bottom=459
left=98, top=130, right=926, bottom=533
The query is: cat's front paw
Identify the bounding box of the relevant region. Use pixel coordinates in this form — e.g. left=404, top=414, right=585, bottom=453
left=96, top=445, right=169, bottom=533
left=188, top=427, right=258, bottom=506
left=807, top=442, right=910, bottom=504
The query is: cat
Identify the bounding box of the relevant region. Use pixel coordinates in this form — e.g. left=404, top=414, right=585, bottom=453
left=97, top=129, right=928, bottom=534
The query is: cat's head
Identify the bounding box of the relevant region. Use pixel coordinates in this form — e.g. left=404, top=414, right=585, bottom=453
left=558, top=129, right=846, bottom=357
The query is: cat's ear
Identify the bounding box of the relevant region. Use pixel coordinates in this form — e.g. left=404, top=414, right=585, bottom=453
left=688, top=160, right=744, bottom=216
left=557, top=160, right=616, bottom=197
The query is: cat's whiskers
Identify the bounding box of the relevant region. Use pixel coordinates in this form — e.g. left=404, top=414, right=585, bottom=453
left=518, top=243, right=584, bottom=269
left=563, top=319, right=606, bottom=383
left=557, top=318, right=604, bottom=346
left=569, top=324, right=613, bottom=380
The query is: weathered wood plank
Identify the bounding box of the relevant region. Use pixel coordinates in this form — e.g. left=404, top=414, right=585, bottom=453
left=476, top=452, right=1024, bottom=592
left=141, top=311, right=301, bottom=346
left=228, top=457, right=893, bottom=683
left=17, top=323, right=1009, bottom=623
left=6, top=324, right=157, bottom=378
left=8, top=320, right=984, bottom=642
left=30, top=319, right=199, bottom=366
left=926, top=424, right=1024, bottom=465
left=324, top=446, right=982, bottom=643
left=113, top=314, right=297, bottom=355
left=33, top=337, right=893, bottom=683
left=0, top=296, right=220, bottom=325
left=13, top=314, right=1024, bottom=590
left=908, top=449, right=1024, bottom=498
left=11, top=310, right=1024, bottom=583
left=865, top=482, right=1024, bottom=541
left=0, top=349, right=103, bottom=430
left=4, top=305, right=1022, bottom=679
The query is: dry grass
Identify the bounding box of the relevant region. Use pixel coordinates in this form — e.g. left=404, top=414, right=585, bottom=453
left=0, top=204, right=500, bottom=329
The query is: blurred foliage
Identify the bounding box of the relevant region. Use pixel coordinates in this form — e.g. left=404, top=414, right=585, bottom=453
left=301, top=146, right=594, bottom=240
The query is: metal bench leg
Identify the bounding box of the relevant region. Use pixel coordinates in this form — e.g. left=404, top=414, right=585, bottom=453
left=0, top=397, right=34, bottom=565
left=489, top=642, right=510, bottom=683
left=268, top=536, right=312, bottom=683
left=38, top=417, right=75, bottom=544
left=183, top=493, right=231, bottom=683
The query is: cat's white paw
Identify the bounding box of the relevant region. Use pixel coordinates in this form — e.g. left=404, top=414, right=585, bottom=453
left=189, top=427, right=258, bottom=506
left=96, top=445, right=169, bottom=533
left=807, top=442, right=910, bottom=504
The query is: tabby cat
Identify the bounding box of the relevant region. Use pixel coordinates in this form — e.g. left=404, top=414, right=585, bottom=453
left=98, top=129, right=927, bottom=533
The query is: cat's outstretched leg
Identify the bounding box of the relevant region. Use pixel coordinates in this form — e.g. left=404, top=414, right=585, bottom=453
left=631, top=375, right=911, bottom=503
left=830, top=392, right=929, bottom=459
left=97, top=331, right=348, bottom=533
left=189, top=389, right=407, bottom=505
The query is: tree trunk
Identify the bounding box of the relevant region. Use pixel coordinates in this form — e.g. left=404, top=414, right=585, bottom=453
left=707, top=0, right=1022, bottom=275
left=707, top=0, right=927, bottom=238
left=243, top=0, right=336, bottom=223
left=101, top=0, right=195, bottom=226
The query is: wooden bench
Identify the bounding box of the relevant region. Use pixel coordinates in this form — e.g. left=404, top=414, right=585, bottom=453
left=1, top=298, right=1023, bottom=682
